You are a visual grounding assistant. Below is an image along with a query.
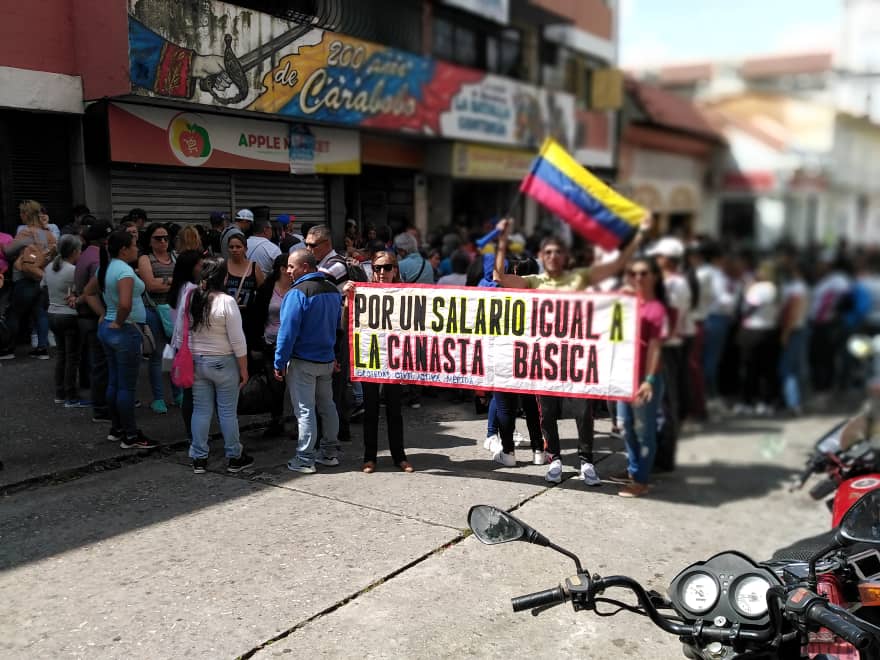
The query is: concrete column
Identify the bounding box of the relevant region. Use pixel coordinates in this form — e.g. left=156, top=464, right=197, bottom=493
left=328, top=175, right=346, bottom=250
left=414, top=174, right=428, bottom=239
left=428, top=175, right=452, bottom=231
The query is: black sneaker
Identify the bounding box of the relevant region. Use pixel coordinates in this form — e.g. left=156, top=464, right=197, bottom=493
left=92, top=411, right=112, bottom=423
left=29, top=348, right=49, bottom=360
left=349, top=403, right=365, bottom=420
left=107, top=428, right=124, bottom=442
left=120, top=432, right=159, bottom=449
left=192, top=458, right=208, bottom=474
left=0, top=351, right=14, bottom=360
left=227, top=453, right=255, bottom=473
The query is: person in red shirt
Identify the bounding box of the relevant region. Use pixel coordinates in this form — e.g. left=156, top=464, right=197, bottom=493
left=612, top=257, right=669, bottom=497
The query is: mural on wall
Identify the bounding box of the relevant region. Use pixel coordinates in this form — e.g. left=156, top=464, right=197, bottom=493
left=127, top=0, right=575, bottom=149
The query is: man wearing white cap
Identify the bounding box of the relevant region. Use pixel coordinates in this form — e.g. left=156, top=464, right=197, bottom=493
left=220, top=208, right=253, bottom=258
left=646, top=236, right=690, bottom=471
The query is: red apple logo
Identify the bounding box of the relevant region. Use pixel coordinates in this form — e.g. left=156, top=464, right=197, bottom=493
left=178, top=123, right=211, bottom=158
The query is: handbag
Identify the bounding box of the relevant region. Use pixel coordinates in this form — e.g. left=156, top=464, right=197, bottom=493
left=161, top=343, right=175, bottom=372
left=13, top=244, right=47, bottom=281
left=171, top=291, right=195, bottom=388
left=134, top=323, right=157, bottom=357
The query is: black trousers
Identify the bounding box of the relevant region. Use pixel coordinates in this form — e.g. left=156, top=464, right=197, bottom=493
left=362, top=382, right=406, bottom=464
left=537, top=395, right=593, bottom=464
left=48, top=313, right=80, bottom=400
left=494, top=393, right=542, bottom=454
left=738, top=327, right=778, bottom=405
left=78, top=316, right=108, bottom=413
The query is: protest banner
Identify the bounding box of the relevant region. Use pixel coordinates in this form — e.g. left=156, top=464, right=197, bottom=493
left=348, top=283, right=641, bottom=400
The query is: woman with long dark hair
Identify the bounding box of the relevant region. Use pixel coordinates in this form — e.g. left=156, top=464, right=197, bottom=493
left=138, top=222, right=177, bottom=414
left=613, top=256, right=669, bottom=498
left=168, top=249, right=204, bottom=440
left=188, top=257, right=252, bottom=474
left=45, top=235, right=82, bottom=405
left=94, top=229, right=157, bottom=449
left=342, top=251, right=413, bottom=473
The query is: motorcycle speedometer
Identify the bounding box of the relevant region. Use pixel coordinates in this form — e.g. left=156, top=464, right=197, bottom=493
left=681, top=572, right=719, bottom=614
left=732, top=575, right=771, bottom=617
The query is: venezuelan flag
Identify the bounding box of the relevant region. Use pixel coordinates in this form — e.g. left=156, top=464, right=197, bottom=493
left=521, top=138, right=646, bottom=250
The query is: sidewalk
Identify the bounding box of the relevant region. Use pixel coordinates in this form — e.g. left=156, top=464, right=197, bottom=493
left=0, top=357, right=838, bottom=658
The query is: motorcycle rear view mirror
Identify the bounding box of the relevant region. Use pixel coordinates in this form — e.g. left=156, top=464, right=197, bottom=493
left=467, top=505, right=585, bottom=573
left=839, top=490, right=880, bottom=544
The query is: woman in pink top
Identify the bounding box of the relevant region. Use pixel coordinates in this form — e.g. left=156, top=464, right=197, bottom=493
left=614, top=257, right=669, bottom=498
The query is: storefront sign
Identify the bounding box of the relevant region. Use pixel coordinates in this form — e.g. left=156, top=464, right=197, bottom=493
left=109, top=102, right=289, bottom=170
left=289, top=124, right=360, bottom=174
left=442, top=0, right=509, bottom=24
left=349, top=284, right=639, bottom=400
left=452, top=142, right=536, bottom=180
left=127, top=0, right=574, bottom=149
left=723, top=171, right=777, bottom=192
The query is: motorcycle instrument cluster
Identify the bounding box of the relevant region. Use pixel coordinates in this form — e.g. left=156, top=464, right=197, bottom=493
left=669, top=551, right=781, bottom=627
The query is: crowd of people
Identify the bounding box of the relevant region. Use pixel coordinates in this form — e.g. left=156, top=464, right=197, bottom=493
left=2, top=199, right=879, bottom=496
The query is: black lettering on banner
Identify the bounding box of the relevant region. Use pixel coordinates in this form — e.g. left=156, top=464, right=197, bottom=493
left=442, top=337, right=456, bottom=373
left=368, top=295, right=381, bottom=329
left=474, top=299, right=487, bottom=334
left=457, top=338, right=469, bottom=375
left=388, top=335, right=400, bottom=368
left=512, top=299, right=525, bottom=336
left=609, top=302, right=624, bottom=342
left=472, top=340, right=484, bottom=376
left=431, top=297, right=445, bottom=331
left=413, top=295, right=426, bottom=331
left=354, top=294, right=367, bottom=328
left=445, top=298, right=458, bottom=333
left=571, top=302, right=584, bottom=339
left=585, top=301, right=600, bottom=340
left=489, top=298, right=503, bottom=335
left=402, top=337, right=415, bottom=370
left=570, top=344, right=584, bottom=382
left=399, top=296, right=414, bottom=330
left=554, top=300, right=569, bottom=338
left=586, top=344, right=599, bottom=383
left=513, top=342, right=527, bottom=378
left=544, top=342, right=559, bottom=380
left=381, top=295, right=394, bottom=330
left=539, top=300, right=553, bottom=336
left=429, top=336, right=441, bottom=372
left=459, top=298, right=473, bottom=334
left=415, top=335, right=428, bottom=371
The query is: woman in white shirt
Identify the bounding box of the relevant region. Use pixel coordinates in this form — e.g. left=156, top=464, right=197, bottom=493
left=735, top=260, right=780, bottom=415
left=44, top=234, right=82, bottom=405
left=187, top=257, right=253, bottom=474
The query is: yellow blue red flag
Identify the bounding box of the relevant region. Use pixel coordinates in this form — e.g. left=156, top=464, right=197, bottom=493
left=521, top=138, right=646, bottom=249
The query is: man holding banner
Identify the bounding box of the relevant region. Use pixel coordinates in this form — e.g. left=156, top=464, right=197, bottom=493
left=493, top=216, right=648, bottom=484
left=490, top=137, right=651, bottom=485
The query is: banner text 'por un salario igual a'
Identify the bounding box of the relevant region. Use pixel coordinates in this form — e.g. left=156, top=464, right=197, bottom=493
left=348, top=284, right=642, bottom=400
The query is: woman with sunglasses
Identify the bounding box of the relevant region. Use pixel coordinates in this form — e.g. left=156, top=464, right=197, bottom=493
left=342, top=251, right=414, bottom=473
left=613, top=257, right=669, bottom=497
left=138, top=223, right=178, bottom=414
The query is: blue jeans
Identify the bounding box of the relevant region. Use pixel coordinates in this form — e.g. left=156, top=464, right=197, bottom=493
left=97, top=320, right=141, bottom=438
left=702, top=313, right=731, bottom=398
left=7, top=278, right=49, bottom=350
left=620, top=374, right=665, bottom=484
left=287, top=358, right=339, bottom=466
left=145, top=307, right=181, bottom=403
left=189, top=354, right=242, bottom=459
left=779, top=328, right=807, bottom=410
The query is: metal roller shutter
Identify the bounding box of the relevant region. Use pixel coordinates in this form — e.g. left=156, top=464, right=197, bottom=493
left=110, top=165, right=232, bottom=224
left=233, top=171, right=327, bottom=226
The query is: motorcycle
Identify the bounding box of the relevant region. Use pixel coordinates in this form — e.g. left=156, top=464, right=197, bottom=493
left=467, top=490, right=880, bottom=659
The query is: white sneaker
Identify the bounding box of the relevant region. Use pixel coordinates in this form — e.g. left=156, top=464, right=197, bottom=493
left=545, top=459, right=563, bottom=483
left=533, top=450, right=546, bottom=466
left=493, top=450, right=516, bottom=467
left=580, top=462, right=601, bottom=486
left=513, top=429, right=529, bottom=448
left=483, top=433, right=500, bottom=451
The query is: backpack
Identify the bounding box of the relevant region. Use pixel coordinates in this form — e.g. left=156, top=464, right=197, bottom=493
left=346, top=258, right=368, bottom=283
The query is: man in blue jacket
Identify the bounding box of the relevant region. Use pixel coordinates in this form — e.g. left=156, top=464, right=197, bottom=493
left=274, top=249, right=343, bottom=473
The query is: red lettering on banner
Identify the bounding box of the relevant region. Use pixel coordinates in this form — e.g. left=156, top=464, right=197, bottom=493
left=513, top=341, right=599, bottom=383
left=386, top=334, right=485, bottom=376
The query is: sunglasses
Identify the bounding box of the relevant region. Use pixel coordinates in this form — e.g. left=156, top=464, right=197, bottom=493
left=373, top=263, right=396, bottom=272
left=304, top=239, right=327, bottom=248
left=627, top=269, right=650, bottom=278
left=152, top=235, right=170, bottom=241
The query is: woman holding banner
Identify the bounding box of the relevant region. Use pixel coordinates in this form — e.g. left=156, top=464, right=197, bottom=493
left=613, top=257, right=669, bottom=498
left=343, top=251, right=414, bottom=474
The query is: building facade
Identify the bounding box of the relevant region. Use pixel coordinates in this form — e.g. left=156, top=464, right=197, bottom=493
left=0, top=0, right=624, bottom=243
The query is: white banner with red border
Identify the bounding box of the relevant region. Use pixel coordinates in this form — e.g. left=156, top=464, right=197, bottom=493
left=348, top=284, right=641, bottom=400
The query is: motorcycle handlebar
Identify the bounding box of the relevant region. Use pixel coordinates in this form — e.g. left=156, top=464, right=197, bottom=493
left=806, top=601, right=872, bottom=650
left=511, top=586, right=567, bottom=612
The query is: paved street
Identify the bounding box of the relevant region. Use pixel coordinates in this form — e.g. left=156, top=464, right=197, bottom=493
left=0, top=357, right=844, bottom=659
